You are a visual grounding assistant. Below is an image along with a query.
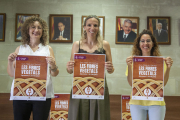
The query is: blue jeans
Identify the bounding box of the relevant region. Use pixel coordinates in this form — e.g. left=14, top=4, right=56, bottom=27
left=130, top=105, right=166, bottom=120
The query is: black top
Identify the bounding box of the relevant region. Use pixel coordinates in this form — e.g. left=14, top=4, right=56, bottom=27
left=78, top=41, right=105, bottom=54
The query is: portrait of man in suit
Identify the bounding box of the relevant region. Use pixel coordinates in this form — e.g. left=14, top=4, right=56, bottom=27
left=0, top=15, right=3, bottom=40
left=147, top=17, right=170, bottom=45
left=117, top=19, right=137, bottom=42
left=153, top=23, right=168, bottom=42
left=49, top=15, right=73, bottom=43
left=53, top=21, right=70, bottom=40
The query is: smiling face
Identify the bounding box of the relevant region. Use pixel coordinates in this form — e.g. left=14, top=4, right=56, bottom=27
left=58, top=22, right=65, bottom=32
left=29, top=21, right=42, bottom=41
left=139, top=34, right=154, bottom=56
left=84, top=18, right=99, bottom=38
left=123, top=22, right=132, bottom=34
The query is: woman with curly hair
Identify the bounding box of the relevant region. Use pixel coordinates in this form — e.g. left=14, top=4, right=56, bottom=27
left=126, top=29, right=173, bottom=120
left=66, top=15, right=114, bottom=120
left=7, top=16, right=59, bottom=120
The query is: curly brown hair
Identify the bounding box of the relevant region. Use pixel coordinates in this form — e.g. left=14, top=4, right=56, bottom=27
left=132, top=29, right=161, bottom=56
left=80, top=15, right=103, bottom=48
left=21, top=16, right=48, bottom=46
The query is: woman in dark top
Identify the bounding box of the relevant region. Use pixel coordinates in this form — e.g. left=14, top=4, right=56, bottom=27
left=66, top=15, right=114, bottom=120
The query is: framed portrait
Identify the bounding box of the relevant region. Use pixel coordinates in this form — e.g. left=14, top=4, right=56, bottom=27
left=0, top=13, right=6, bottom=42
left=116, top=16, right=139, bottom=44
left=81, top=16, right=105, bottom=39
left=49, top=14, right=73, bottom=43
left=15, top=13, right=39, bottom=42
left=147, top=16, right=171, bottom=45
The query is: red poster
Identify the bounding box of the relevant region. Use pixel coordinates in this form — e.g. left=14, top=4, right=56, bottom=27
left=73, top=53, right=106, bottom=99
left=132, top=56, right=164, bottom=101
left=13, top=55, right=47, bottom=101
left=50, top=94, right=70, bottom=120
left=121, top=95, right=131, bottom=120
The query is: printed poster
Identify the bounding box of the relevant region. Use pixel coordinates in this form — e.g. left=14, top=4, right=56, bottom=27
left=72, top=53, right=106, bottom=99
left=121, top=95, right=131, bottom=120
left=132, top=56, right=164, bottom=101
left=13, top=55, right=47, bottom=101
left=50, top=94, right=70, bottom=120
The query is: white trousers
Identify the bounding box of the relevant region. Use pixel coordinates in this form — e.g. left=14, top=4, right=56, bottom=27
left=130, top=105, right=166, bottom=120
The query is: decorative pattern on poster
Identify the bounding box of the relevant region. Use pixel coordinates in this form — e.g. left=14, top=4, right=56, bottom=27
left=132, top=56, right=164, bottom=101
left=121, top=95, right=131, bottom=120
left=73, top=53, right=106, bottom=99
left=13, top=55, right=47, bottom=100
left=50, top=94, right=70, bottom=120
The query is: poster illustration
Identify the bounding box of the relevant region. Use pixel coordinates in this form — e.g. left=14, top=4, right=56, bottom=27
left=121, top=95, right=131, bottom=120
left=72, top=53, right=106, bottom=99
left=13, top=55, right=47, bottom=100
left=132, top=56, right=164, bottom=101
left=50, top=94, right=70, bottom=120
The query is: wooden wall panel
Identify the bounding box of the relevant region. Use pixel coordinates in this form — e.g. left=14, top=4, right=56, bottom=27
left=0, top=93, right=179, bottom=120
left=110, top=95, right=121, bottom=120
left=164, top=96, right=180, bottom=120
left=0, top=93, right=13, bottom=120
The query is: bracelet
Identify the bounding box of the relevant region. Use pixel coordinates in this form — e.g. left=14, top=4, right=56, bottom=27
left=50, top=65, right=58, bottom=72
left=107, top=68, right=114, bottom=73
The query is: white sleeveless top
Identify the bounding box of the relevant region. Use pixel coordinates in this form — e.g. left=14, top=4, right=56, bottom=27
left=10, top=43, right=54, bottom=100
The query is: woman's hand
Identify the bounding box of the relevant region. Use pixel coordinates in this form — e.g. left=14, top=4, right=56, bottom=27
left=164, top=57, right=173, bottom=68
left=8, top=52, right=17, bottom=63
left=7, top=52, right=17, bottom=77
left=126, top=56, right=133, bottom=86
left=46, top=56, right=56, bottom=69
left=164, top=57, right=173, bottom=86
left=66, top=61, right=75, bottom=74
left=105, top=61, right=114, bottom=74
left=126, top=56, right=133, bottom=66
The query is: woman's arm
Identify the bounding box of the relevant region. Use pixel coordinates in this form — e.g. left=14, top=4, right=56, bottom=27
left=126, top=56, right=133, bottom=86
left=164, top=57, right=173, bottom=86
left=66, top=41, right=79, bottom=74
left=103, top=40, right=114, bottom=74
left=7, top=46, right=20, bottom=77
left=47, top=46, right=59, bottom=77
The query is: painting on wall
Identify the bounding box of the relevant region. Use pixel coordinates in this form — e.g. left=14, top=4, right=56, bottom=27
left=0, top=13, right=6, bottom=42
left=147, top=16, right=171, bottom=45
left=81, top=16, right=105, bottom=39
left=15, top=13, right=39, bottom=42
left=116, top=16, right=139, bottom=44
left=49, top=14, right=73, bottom=43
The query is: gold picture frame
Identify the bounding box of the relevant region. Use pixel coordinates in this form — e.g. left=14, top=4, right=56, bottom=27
left=147, top=16, right=171, bottom=45
left=49, top=14, right=73, bottom=43
left=0, top=13, right=6, bottom=42
left=116, top=16, right=139, bottom=44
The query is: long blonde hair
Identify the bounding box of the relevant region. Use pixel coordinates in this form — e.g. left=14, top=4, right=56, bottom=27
left=80, top=15, right=103, bottom=49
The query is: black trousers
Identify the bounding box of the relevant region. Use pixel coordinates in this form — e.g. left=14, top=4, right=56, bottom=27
left=13, top=98, right=51, bottom=120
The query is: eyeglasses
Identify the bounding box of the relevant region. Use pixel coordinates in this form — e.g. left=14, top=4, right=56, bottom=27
left=140, top=40, right=152, bottom=44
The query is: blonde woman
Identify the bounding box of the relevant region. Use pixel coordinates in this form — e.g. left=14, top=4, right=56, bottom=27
left=66, top=15, right=114, bottom=120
